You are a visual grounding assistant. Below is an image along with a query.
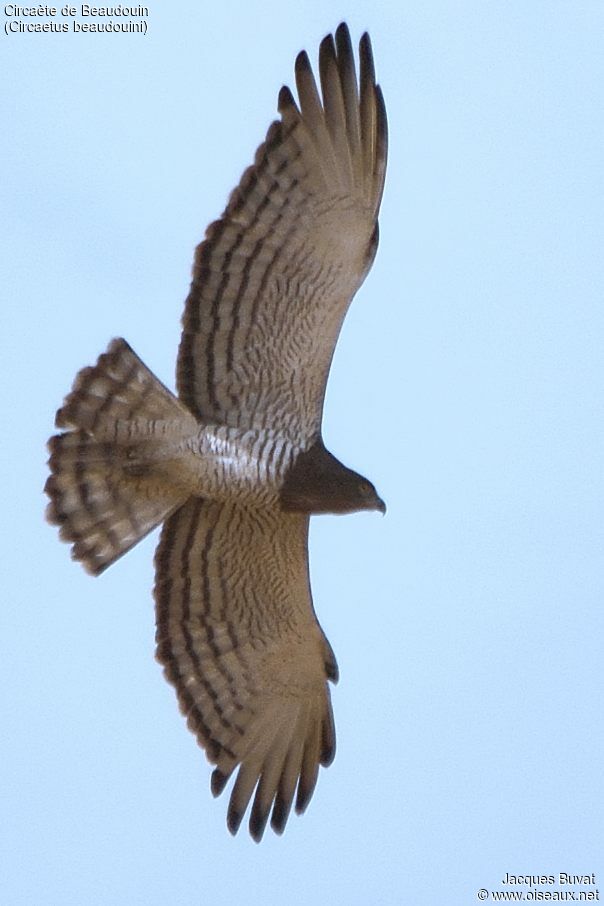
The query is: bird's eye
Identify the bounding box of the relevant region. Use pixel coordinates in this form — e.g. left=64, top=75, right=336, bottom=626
left=359, top=480, right=372, bottom=496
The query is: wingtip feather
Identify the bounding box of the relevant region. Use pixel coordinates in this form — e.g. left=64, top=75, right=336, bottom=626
left=211, top=768, right=231, bottom=798
left=295, top=48, right=312, bottom=77
left=359, top=32, right=375, bottom=85
left=335, top=21, right=350, bottom=41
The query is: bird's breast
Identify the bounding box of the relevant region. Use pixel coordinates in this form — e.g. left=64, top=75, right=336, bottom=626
left=191, top=425, right=298, bottom=505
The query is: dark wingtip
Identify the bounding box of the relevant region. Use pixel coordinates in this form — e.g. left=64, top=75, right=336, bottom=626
left=210, top=768, right=230, bottom=798
left=226, top=802, right=244, bottom=837
left=320, top=736, right=336, bottom=768
left=295, top=766, right=319, bottom=816
left=324, top=645, right=339, bottom=683
left=319, top=31, right=336, bottom=57
left=249, top=804, right=270, bottom=843
left=376, top=82, right=388, bottom=138
left=295, top=48, right=311, bottom=75
left=334, top=23, right=354, bottom=69
left=295, top=784, right=313, bottom=816
left=319, top=32, right=337, bottom=85
left=278, top=84, right=296, bottom=114
left=359, top=32, right=375, bottom=84
left=270, top=796, right=292, bottom=835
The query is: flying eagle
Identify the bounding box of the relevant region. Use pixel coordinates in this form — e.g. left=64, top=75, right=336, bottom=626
left=46, top=22, right=388, bottom=841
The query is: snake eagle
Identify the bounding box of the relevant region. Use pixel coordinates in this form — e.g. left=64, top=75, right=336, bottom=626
left=46, top=22, right=388, bottom=841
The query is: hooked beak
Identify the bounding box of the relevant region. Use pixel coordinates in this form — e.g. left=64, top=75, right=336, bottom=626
left=376, top=496, right=386, bottom=515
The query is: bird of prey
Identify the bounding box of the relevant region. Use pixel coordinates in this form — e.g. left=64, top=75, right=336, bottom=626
left=46, top=22, right=387, bottom=841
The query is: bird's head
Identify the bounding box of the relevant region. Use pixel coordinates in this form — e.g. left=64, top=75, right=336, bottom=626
left=280, top=442, right=386, bottom=515
left=353, top=475, right=387, bottom=515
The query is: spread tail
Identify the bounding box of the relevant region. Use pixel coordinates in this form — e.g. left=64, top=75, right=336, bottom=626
left=45, top=338, right=199, bottom=575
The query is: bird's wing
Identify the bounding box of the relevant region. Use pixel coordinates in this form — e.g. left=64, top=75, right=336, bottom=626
left=154, top=497, right=338, bottom=841
left=177, top=24, right=387, bottom=444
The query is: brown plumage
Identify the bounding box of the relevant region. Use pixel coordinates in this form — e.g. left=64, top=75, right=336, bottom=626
left=45, top=22, right=388, bottom=841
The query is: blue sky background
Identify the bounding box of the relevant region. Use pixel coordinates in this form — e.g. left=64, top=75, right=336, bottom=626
left=2, top=2, right=603, bottom=904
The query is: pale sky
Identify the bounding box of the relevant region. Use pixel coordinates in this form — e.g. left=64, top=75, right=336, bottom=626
left=2, top=2, right=603, bottom=904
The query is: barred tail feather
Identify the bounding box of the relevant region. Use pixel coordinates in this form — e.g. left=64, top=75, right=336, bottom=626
left=45, top=338, right=198, bottom=575
left=55, top=337, right=196, bottom=438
